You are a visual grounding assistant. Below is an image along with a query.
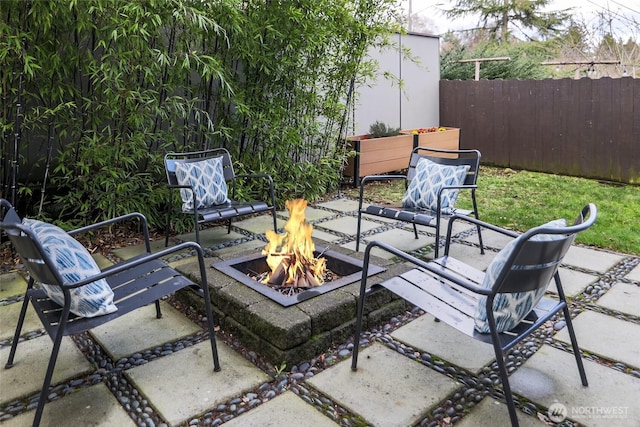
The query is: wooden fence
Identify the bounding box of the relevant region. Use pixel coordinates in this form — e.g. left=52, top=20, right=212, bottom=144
left=439, top=77, right=639, bottom=184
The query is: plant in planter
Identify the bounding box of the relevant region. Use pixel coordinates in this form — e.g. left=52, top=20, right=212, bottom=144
left=366, top=121, right=401, bottom=138
left=344, top=121, right=413, bottom=186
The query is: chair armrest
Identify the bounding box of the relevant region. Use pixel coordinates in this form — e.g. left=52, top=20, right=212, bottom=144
left=361, top=240, right=491, bottom=296
left=68, top=212, right=152, bottom=254
left=443, top=214, right=519, bottom=255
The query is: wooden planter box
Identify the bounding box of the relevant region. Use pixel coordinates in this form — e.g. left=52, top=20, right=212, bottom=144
left=344, top=127, right=460, bottom=187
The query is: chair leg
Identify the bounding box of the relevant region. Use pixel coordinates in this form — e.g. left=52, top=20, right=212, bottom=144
left=154, top=300, right=162, bottom=319
left=271, top=207, right=277, bottom=233
left=355, top=211, right=363, bottom=252
left=493, top=347, right=520, bottom=427
left=412, top=223, right=418, bottom=239
left=165, top=195, right=173, bottom=247
left=193, top=211, right=201, bottom=245
left=198, top=257, right=221, bottom=372
left=472, top=192, right=485, bottom=254
left=562, top=304, right=588, bottom=386
left=227, top=219, right=232, bottom=234
left=350, top=282, right=367, bottom=371
left=434, top=216, right=441, bottom=259
left=5, top=287, right=32, bottom=368
left=33, top=324, right=68, bottom=427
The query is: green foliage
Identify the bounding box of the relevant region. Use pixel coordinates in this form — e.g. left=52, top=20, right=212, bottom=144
left=368, top=121, right=401, bottom=138
left=441, top=40, right=556, bottom=80
left=445, top=0, right=570, bottom=42
left=0, top=0, right=402, bottom=230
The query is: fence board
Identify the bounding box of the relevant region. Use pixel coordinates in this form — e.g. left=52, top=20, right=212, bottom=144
left=440, top=77, right=639, bottom=184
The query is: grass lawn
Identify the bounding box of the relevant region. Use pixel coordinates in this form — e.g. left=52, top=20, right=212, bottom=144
left=341, top=167, right=640, bottom=256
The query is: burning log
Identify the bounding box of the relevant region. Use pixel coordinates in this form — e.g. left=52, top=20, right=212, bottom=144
left=261, top=199, right=326, bottom=290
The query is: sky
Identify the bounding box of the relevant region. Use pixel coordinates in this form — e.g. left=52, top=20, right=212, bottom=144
left=404, top=0, right=640, bottom=42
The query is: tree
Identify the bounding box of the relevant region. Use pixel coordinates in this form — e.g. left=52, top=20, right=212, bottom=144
left=445, top=0, right=571, bottom=43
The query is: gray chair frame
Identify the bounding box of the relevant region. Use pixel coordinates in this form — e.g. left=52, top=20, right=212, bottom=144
left=164, top=147, right=277, bottom=246
left=356, top=146, right=484, bottom=258
left=0, top=199, right=221, bottom=427
left=352, top=204, right=597, bottom=427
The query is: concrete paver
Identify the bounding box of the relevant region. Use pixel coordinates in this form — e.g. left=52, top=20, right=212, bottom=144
left=90, top=301, right=202, bottom=360
left=454, top=396, right=547, bottom=427
left=562, top=246, right=624, bottom=273
left=358, top=227, right=435, bottom=254
left=316, top=216, right=378, bottom=236
left=554, top=310, right=640, bottom=369
left=0, top=272, right=27, bottom=299
left=626, top=263, right=640, bottom=282
left=231, top=215, right=286, bottom=235
left=223, top=391, right=338, bottom=426
left=279, top=206, right=336, bottom=222
left=553, top=267, right=598, bottom=297
left=0, top=383, right=135, bottom=427
left=315, top=199, right=360, bottom=213
left=126, top=340, right=269, bottom=427
left=0, top=304, right=41, bottom=341
left=596, top=282, right=640, bottom=317
left=510, top=345, right=640, bottom=427
left=307, top=343, right=459, bottom=427
left=0, top=336, right=92, bottom=403
left=391, top=313, right=496, bottom=373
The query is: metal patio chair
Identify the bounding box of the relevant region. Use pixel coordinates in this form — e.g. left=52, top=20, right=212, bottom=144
left=352, top=203, right=597, bottom=427
left=0, top=199, right=221, bottom=427
left=355, top=146, right=484, bottom=258
left=165, top=147, right=277, bottom=246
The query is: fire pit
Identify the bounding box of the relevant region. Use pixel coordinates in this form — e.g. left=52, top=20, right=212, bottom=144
left=214, top=199, right=384, bottom=306
left=212, top=246, right=384, bottom=307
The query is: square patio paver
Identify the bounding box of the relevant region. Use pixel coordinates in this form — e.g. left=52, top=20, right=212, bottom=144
left=90, top=301, right=202, bottom=361
left=232, top=215, right=286, bottom=235
left=316, top=199, right=361, bottom=213
left=510, top=345, right=640, bottom=427
left=0, top=303, right=41, bottom=341
left=625, top=263, right=640, bottom=282
left=391, top=313, right=496, bottom=373
left=596, top=282, right=640, bottom=317
left=0, top=335, right=92, bottom=404
left=562, top=246, right=623, bottom=273
left=0, top=383, right=135, bottom=427
left=126, top=340, right=269, bottom=427
left=307, top=343, right=459, bottom=427
left=223, top=391, right=338, bottom=427
left=553, top=310, right=640, bottom=369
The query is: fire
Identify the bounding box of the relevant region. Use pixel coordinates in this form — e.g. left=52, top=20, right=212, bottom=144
left=262, top=199, right=327, bottom=288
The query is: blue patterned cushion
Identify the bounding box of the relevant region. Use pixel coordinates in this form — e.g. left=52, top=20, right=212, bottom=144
left=402, top=157, right=470, bottom=214
left=175, top=156, right=229, bottom=211
left=474, top=219, right=567, bottom=333
left=22, top=219, right=117, bottom=318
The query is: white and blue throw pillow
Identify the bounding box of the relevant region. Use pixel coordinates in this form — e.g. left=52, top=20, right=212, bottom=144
left=175, top=156, right=229, bottom=211
left=474, top=219, right=567, bottom=333
left=22, top=219, right=117, bottom=318
left=401, top=157, right=470, bottom=214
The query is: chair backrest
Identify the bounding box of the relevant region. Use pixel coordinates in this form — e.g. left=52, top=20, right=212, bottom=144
left=164, top=147, right=235, bottom=186
left=407, top=147, right=481, bottom=186
left=493, top=204, right=597, bottom=294
left=0, top=200, right=65, bottom=287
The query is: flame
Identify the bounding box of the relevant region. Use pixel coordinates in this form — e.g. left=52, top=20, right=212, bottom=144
left=262, top=199, right=326, bottom=287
